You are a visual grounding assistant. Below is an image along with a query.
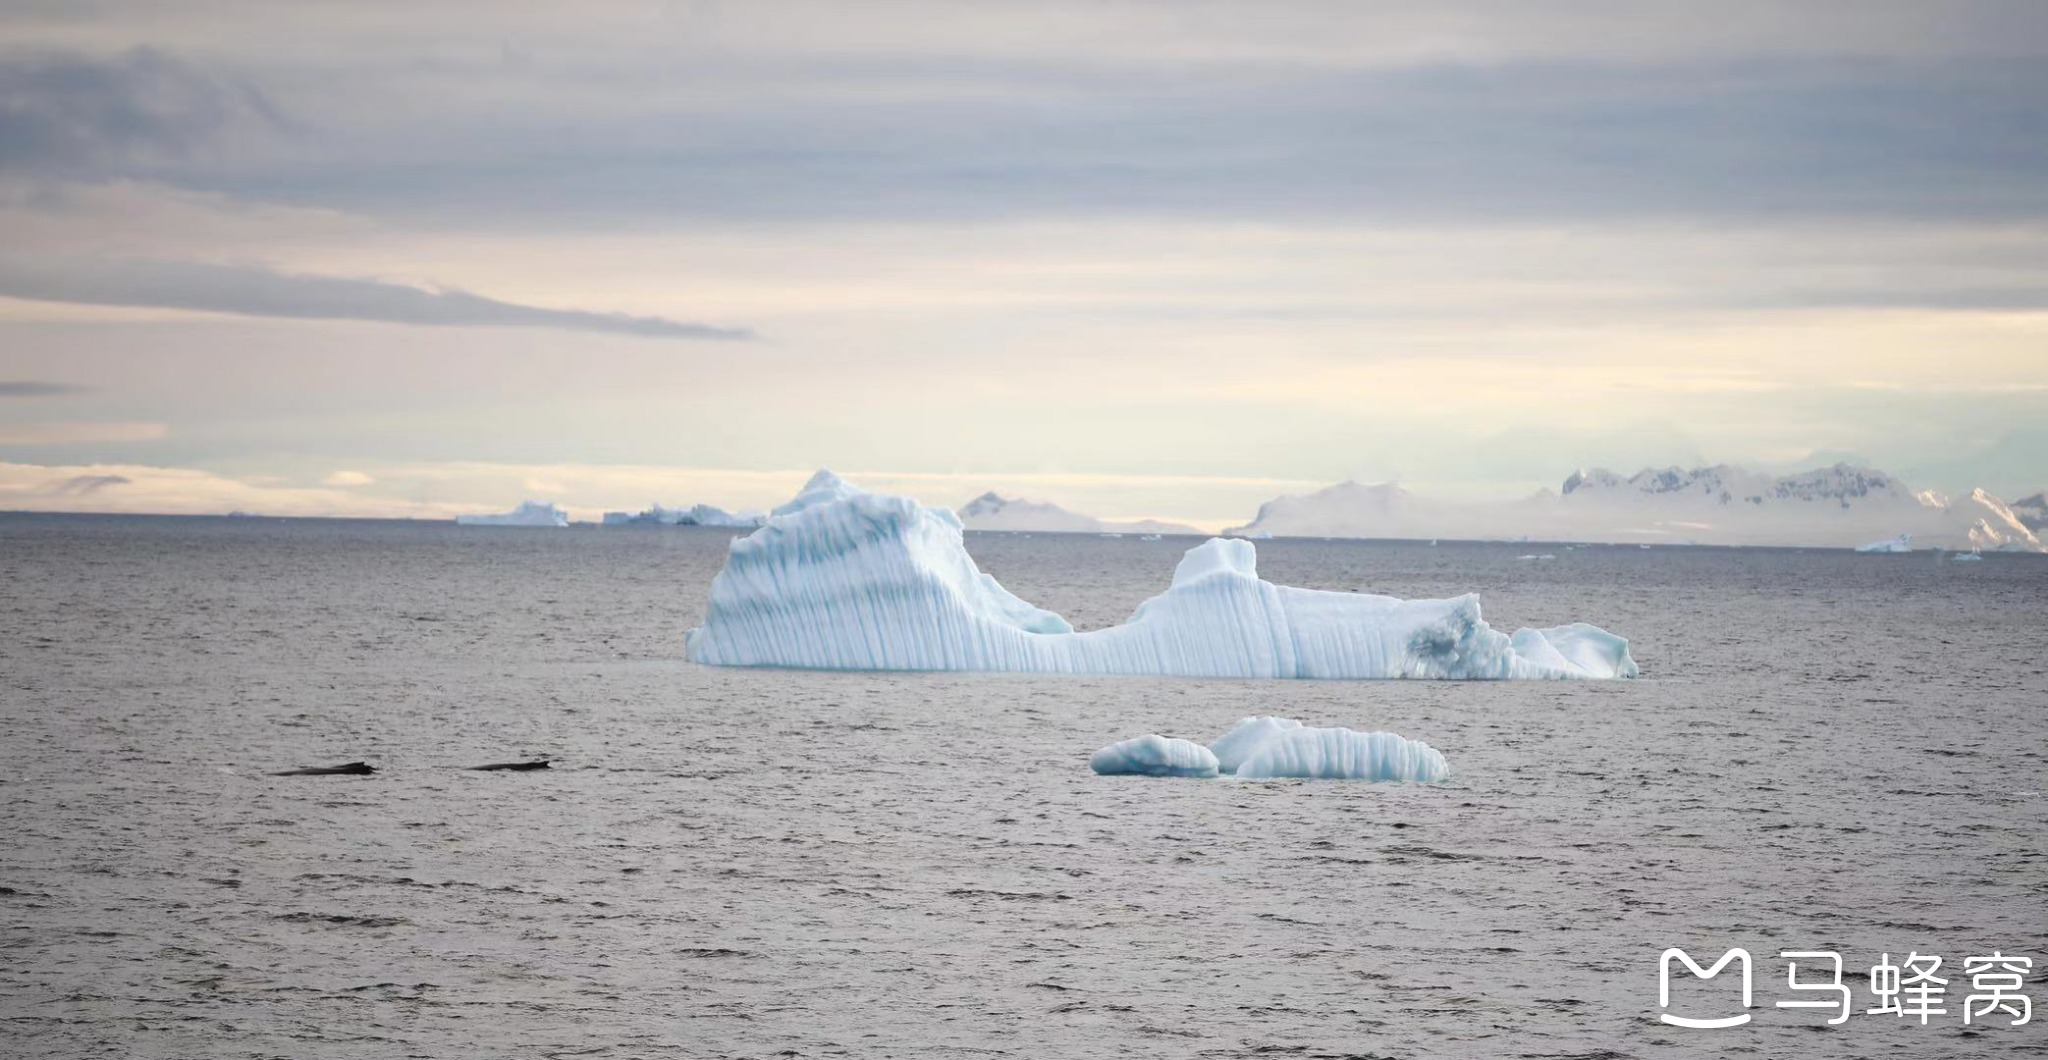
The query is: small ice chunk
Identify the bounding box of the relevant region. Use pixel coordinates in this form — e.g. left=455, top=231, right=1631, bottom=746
left=1234, top=727, right=1449, bottom=782
left=1509, top=623, right=1636, bottom=680
left=1089, top=735, right=1220, bottom=777
left=1208, top=716, right=1304, bottom=773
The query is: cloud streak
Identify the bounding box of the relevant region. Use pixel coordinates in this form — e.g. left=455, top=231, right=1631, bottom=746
left=57, top=472, right=127, bottom=494
left=0, top=258, right=754, bottom=339
left=0, top=420, right=167, bottom=445
left=0, top=380, right=91, bottom=396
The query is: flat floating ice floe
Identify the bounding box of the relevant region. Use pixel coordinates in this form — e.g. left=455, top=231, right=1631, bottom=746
left=1094, top=717, right=1449, bottom=782
left=1089, top=735, right=1221, bottom=777
left=685, top=471, right=1638, bottom=679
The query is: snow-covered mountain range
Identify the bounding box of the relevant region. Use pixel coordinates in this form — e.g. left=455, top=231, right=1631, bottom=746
left=956, top=492, right=1200, bottom=536
left=1225, top=464, right=2044, bottom=551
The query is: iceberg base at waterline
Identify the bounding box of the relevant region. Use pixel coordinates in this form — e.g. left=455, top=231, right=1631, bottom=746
left=1093, top=716, right=1450, bottom=782
left=684, top=471, right=1639, bottom=680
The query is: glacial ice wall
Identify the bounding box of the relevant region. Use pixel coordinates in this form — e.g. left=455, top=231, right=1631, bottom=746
left=685, top=471, right=1638, bottom=679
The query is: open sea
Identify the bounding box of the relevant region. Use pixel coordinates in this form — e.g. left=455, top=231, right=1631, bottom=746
left=2, top=514, right=2044, bottom=1059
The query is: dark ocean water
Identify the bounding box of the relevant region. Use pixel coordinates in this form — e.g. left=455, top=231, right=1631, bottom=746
left=2, top=514, right=2044, bottom=1059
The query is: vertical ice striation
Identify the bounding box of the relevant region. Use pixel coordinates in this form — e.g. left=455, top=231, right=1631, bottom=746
left=1232, top=727, right=1450, bottom=782
left=1102, top=718, right=1449, bottom=782
left=686, top=471, right=1639, bottom=679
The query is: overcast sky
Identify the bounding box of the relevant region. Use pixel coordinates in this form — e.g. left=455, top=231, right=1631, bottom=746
left=2, top=1, right=2045, bottom=524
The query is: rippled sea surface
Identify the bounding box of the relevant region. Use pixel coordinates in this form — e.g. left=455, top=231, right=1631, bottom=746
left=3, top=515, right=2045, bottom=1059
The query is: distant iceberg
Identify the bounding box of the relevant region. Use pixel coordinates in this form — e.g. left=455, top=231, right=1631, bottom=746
left=1090, top=735, right=1220, bottom=777
left=1855, top=533, right=1912, bottom=553
left=688, top=504, right=768, bottom=528
left=601, top=503, right=767, bottom=528
left=957, top=491, right=1198, bottom=535
left=685, top=471, right=1638, bottom=679
left=456, top=500, right=568, bottom=527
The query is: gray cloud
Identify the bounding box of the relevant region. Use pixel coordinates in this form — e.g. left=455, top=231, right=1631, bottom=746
left=8, top=28, right=2048, bottom=230
left=0, top=47, right=280, bottom=175
left=0, top=380, right=91, bottom=396
left=184, top=54, right=2048, bottom=229
left=0, top=258, right=754, bottom=339
left=1751, top=285, right=2048, bottom=312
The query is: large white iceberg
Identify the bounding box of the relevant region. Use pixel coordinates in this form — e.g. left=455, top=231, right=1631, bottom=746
left=1233, top=726, right=1449, bottom=782
left=685, top=471, right=1638, bottom=679
left=1089, top=735, right=1220, bottom=777
left=456, top=500, right=568, bottom=527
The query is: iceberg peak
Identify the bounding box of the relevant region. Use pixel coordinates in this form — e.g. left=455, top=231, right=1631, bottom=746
left=773, top=468, right=861, bottom=517
left=1169, top=536, right=1258, bottom=588
left=1209, top=716, right=1304, bottom=773
left=685, top=473, right=1637, bottom=679
left=801, top=468, right=848, bottom=493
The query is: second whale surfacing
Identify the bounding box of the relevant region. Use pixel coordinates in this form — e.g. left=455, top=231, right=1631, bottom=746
left=685, top=471, right=1638, bottom=680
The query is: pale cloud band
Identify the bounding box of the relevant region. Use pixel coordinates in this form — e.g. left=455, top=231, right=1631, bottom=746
left=0, top=421, right=167, bottom=445
left=0, top=258, right=754, bottom=339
